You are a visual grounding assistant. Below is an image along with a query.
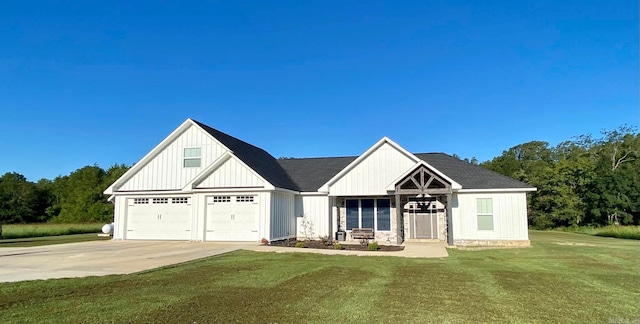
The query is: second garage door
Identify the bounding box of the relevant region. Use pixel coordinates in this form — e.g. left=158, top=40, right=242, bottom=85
left=205, top=195, right=258, bottom=241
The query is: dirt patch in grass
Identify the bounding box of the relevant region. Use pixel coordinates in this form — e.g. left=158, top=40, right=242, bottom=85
left=270, top=239, right=404, bottom=251
left=555, top=242, right=596, bottom=246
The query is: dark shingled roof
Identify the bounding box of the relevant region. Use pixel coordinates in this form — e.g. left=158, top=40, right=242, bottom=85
left=278, top=156, right=357, bottom=192
left=193, top=120, right=532, bottom=192
left=415, top=153, right=535, bottom=190
left=193, top=120, right=300, bottom=191
left=278, top=153, right=534, bottom=192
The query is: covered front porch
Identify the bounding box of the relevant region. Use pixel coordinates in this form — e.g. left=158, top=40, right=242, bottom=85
left=333, top=163, right=454, bottom=245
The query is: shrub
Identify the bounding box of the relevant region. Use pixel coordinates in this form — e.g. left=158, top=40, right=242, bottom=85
left=368, top=241, right=379, bottom=251
left=319, top=236, right=331, bottom=246
left=333, top=243, right=343, bottom=250
left=593, top=226, right=640, bottom=240
left=295, top=241, right=306, bottom=248
left=300, top=216, right=314, bottom=241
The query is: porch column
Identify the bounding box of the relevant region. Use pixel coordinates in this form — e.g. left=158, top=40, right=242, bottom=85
left=446, top=193, right=454, bottom=246
left=331, top=201, right=338, bottom=238
left=395, top=194, right=402, bottom=245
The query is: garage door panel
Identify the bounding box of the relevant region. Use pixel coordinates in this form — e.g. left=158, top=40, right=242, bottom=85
left=126, top=197, right=192, bottom=240
left=205, top=195, right=258, bottom=242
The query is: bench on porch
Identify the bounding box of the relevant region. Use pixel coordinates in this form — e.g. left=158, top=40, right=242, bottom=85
left=351, top=228, right=375, bottom=246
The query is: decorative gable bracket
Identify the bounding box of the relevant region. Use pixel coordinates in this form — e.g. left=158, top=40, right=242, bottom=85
left=386, top=160, right=461, bottom=194
left=395, top=165, right=452, bottom=195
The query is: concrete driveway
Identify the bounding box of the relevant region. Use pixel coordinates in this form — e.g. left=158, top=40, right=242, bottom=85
left=0, top=240, right=253, bottom=283
left=0, top=240, right=448, bottom=283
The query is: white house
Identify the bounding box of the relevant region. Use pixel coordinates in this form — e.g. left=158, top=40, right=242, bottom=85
left=104, top=118, right=536, bottom=247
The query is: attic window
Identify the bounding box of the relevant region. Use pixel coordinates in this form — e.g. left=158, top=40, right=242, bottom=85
left=184, top=148, right=201, bottom=168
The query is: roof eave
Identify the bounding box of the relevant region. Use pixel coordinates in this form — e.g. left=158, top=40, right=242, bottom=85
left=455, top=187, right=537, bottom=193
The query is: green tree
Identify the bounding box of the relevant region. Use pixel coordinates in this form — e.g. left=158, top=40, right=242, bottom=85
left=584, top=127, right=639, bottom=225
left=103, top=164, right=129, bottom=190
left=53, top=165, right=110, bottom=223
left=0, top=172, right=42, bottom=223
left=484, top=126, right=639, bottom=228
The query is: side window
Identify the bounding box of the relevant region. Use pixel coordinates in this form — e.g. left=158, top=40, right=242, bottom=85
left=477, top=198, right=494, bottom=230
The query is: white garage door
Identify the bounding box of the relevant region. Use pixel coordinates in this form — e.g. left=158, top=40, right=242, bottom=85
left=126, top=197, right=192, bottom=240
left=205, top=195, right=258, bottom=241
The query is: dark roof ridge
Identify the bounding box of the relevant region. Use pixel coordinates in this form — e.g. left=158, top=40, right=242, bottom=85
left=191, top=119, right=300, bottom=191
left=413, top=152, right=449, bottom=155
left=278, top=155, right=359, bottom=161
left=277, top=152, right=452, bottom=160
left=191, top=119, right=272, bottom=156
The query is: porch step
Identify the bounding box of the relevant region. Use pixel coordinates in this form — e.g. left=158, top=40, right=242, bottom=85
left=405, top=238, right=444, bottom=243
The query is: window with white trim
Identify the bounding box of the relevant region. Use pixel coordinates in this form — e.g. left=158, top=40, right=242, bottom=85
left=213, top=196, right=231, bottom=203
left=133, top=198, right=149, bottom=204
left=183, top=147, right=201, bottom=167
left=172, top=197, right=189, bottom=204
left=152, top=198, right=168, bottom=204
left=477, top=198, right=494, bottom=230
left=345, top=198, right=391, bottom=231
left=236, top=196, right=254, bottom=202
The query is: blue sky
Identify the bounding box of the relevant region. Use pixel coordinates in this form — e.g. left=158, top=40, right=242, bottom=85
left=1, top=0, right=637, bottom=181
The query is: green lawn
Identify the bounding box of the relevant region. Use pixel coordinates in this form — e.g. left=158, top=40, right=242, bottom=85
left=1, top=223, right=104, bottom=239
left=0, top=233, right=111, bottom=248
left=558, top=225, right=640, bottom=240
left=0, top=231, right=638, bottom=323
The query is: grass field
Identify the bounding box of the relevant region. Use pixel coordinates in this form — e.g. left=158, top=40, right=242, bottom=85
left=0, top=231, right=638, bottom=323
left=0, top=223, right=104, bottom=239
left=558, top=225, right=640, bottom=240
left=0, top=233, right=111, bottom=248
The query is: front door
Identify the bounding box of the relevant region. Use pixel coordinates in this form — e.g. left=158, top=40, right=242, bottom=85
left=407, top=201, right=438, bottom=239
left=413, top=212, right=437, bottom=239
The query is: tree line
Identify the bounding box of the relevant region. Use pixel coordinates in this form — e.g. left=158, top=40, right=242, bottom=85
left=480, top=125, right=639, bottom=228
left=0, top=164, right=128, bottom=224
left=0, top=125, right=638, bottom=227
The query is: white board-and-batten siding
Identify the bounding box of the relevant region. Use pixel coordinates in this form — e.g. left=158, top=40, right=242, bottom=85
left=196, top=158, right=264, bottom=188
left=112, top=195, right=127, bottom=240
left=329, top=142, right=416, bottom=196
left=120, top=125, right=227, bottom=191
left=270, top=192, right=296, bottom=241
left=295, top=195, right=330, bottom=239
left=452, top=192, right=529, bottom=241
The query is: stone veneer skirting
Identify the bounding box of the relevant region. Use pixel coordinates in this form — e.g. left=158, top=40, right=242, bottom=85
left=454, top=239, right=531, bottom=247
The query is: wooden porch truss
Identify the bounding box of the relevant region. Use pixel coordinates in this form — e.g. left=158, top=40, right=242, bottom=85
left=394, top=165, right=452, bottom=195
